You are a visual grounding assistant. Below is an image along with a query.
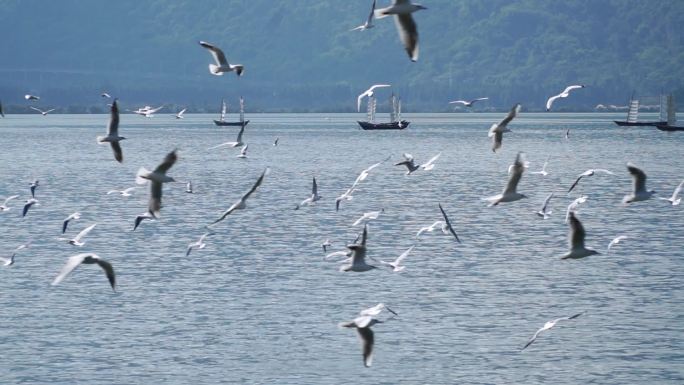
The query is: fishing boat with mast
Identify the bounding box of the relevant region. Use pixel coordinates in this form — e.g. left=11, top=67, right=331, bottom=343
left=656, top=94, right=684, bottom=132
left=213, top=96, right=249, bottom=127
left=357, top=93, right=409, bottom=130
left=613, top=94, right=666, bottom=127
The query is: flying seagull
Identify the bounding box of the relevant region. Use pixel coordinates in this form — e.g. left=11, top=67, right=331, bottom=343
left=352, top=209, right=384, bottom=226
left=209, top=168, right=268, bottom=226
left=198, top=40, right=244, bottom=77
left=522, top=312, right=584, bottom=350
left=485, top=152, right=528, bottom=206
left=536, top=193, right=554, bottom=219
left=488, top=103, right=521, bottom=152
left=449, top=97, right=488, bottom=107
left=107, top=187, right=136, bottom=197
left=136, top=149, right=178, bottom=217
left=22, top=198, right=39, bottom=217
left=375, top=0, right=427, bottom=62
left=321, top=239, right=333, bottom=253
left=531, top=157, right=550, bottom=176
left=273, top=138, right=279, bottom=147
left=97, top=99, right=125, bottom=163
left=438, top=203, right=461, bottom=243
left=607, top=235, right=628, bottom=254
left=0, top=253, right=15, bottom=267
left=295, top=177, right=321, bottom=210
left=339, top=315, right=384, bottom=367
left=0, top=195, right=19, bottom=212
left=65, top=223, right=97, bottom=247
left=567, top=169, right=614, bottom=194
left=62, top=212, right=81, bottom=234
left=133, top=212, right=155, bottom=231
left=237, top=144, right=248, bottom=158
left=340, top=225, right=376, bottom=272
left=546, top=85, right=585, bottom=111
left=660, top=179, right=683, bottom=205
left=52, top=253, right=116, bottom=291
left=351, top=0, right=376, bottom=31
left=101, top=92, right=111, bottom=98
left=29, top=180, right=39, bottom=198
left=379, top=245, right=414, bottom=272
left=357, top=84, right=391, bottom=112
left=29, top=106, right=56, bottom=116
left=175, top=108, right=187, bottom=119
left=209, top=124, right=245, bottom=149
left=131, top=105, right=164, bottom=118
left=24, top=94, right=39, bottom=101
left=336, top=157, right=389, bottom=211
left=416, top=221, right=447, bottom=238
left=561, top=212, right=599, bottom=259
left=186, top=181, right=193, bottom=194
left=394, top=153, right=419, bottom=175
left=623, top=163, right=655, bottom=203
left=186, top=232, right=213, bottom=257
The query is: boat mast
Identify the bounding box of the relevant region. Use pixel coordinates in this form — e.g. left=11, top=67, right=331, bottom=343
left=667, top=94, right=676, bottom=125
left=239, top=96, right=245, bottom=123
left=627, top=97, right=639, bottom=123
left=220, top=99, right=227, bottom=122
left=397, top=97, right=402, bottom=122
left=367, top=95, right=376, bottom=122
left=389, top=93, right=396, bottom=123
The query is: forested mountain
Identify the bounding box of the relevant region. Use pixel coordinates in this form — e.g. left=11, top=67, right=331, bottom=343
left=0, top=0, right=682, bottom=112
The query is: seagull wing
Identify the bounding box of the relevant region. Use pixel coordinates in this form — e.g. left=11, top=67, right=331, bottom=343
left=395, top=245, right=414, bottom=265
left=107, top=99, right=120, bottom=136
left=110, top=141, right=123, bottom=163
left=199, top=41, right=228, bottom=66
left=235, top=124, right=245, bottom=143
left=394, top=13, right=419, bottom=61
left=568, top=212, right=586, bottom=250
left=73, top=223, right=97, bottom=243
left=500, top=103, right=521, bottom=126
left=3, top=195, right=18, bottom=205
left=241, top=168, right=267, bottom=201
left=94, top=258, right=116, bottom=290
left=29, top=106, right=43, bottom=114
left=546, top=94, right=561, bottom=111
left=438, top=203, right=461, bottom=243
left=449, top=100, right=468, bottom=105
left=52, top=253, right=88, bottom=286
left=311, top=177, right=318, bottom=196
left=366, top=0, right=376, bottom=24
left=627, top=163, right=647, bottom=194
left=473, top=97, right=489, bottom=102
left=567, top=175, right=584, bottom=193
left=522, top=327, right=544, bottom=350
left=541, top=192, right=554, bottom=212
left=357, top=327, right=375, bottom=367
left=673, top=180, right=684, bottom=199
left=153, top=150, right=178, bottom=174
left=503, top=153, right=525, bottom=194
left=563, top=85, right=584, bottom=94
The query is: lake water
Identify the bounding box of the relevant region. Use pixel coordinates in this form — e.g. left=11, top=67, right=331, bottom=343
left=1, top=112, right=683, bottom=384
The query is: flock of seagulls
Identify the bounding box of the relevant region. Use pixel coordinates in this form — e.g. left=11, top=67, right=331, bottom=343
left=0, top=1, right=681, bottom=372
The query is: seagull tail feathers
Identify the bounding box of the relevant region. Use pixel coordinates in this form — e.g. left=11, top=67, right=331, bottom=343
left=96, top=135, right=107, bottom=144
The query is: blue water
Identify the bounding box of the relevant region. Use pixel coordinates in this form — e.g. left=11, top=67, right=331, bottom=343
left=1, top=112, right=683, bottom=384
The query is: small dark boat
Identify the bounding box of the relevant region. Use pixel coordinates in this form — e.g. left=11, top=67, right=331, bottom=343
left=656, top=124, right=684, bottom=132
left=213, top=97, right=249, bottom=127
left=357, top=93, right=409, bottom=130
left=613, top=95, right=665, bottom=127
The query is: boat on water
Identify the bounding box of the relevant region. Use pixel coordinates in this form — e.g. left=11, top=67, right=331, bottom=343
left=656, top=94, right=684, bottom=132
left=614, top=94, right=666, bottom=127
left=357, top=93, right=409, bottom=130
left=214, top=97, right=249, bottom=127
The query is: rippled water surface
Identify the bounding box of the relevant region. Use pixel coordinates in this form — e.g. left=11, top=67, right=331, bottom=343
left=1, top=113, right=683, bottom=384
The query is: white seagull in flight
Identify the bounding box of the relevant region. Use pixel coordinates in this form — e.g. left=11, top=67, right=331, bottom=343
left=488, top=103, right=521, bottom=152
left=352, top=209, right=384, bottom=226
left=357, top=84, right=391, bottom=112
left=175, top=108, right=187, bottom=119
left=449, top=97, right=488, bottom=107
left=531, top=156, right=550, bottom=176
left=339, top=315, right=384, bottom=367
left=107, top=187, right=137, bottom=197
left=379, top=246, right=414, bottom=272
left=209, top=124, right=245, bottom=149
left=136, top=149, right=178, bottom=217
left=340, top=225, right=376, bottom=272
left=565, top=195, right=588, bottom=223
left=209, top=168, right=268, bottom=226
left=623, top=163, right=655, bottom=204
left=351, top=0, right=376, bottom=31
left=0, top=195, right=19, bottom=212
left=561, top=212, right=599, bottom=259
left=62, top=212, right=81, bottom=234
left=567, top=169, right=614, bottom=194
left=660, top=179, right=684, bottom=205
left=335, top=157, right=389, bottom=211
left=52, top=253, right=116, bottom=291
left=375, top=0, right=427, bottom=62
left=97, top=99, right=125, bottom=163
left=29, top=106, right=56, bottom=116
left=536, top=193, right=554, bottom=219
left=186, top=232, right=213, bottom=257
left=485, top=152, right=528, bottom=206
left=522, top=312, right=584, bottom=350
left=295, top=177, right=321, bottom=210
left=24, top=94, right=40, bottom=101
left=546, top=85, right=585, bottom=111
left=198, top=41, right=244, bottom=77
left=607, top=235, right=628, bottom=254
left=65, top=223, right=97, bottom=247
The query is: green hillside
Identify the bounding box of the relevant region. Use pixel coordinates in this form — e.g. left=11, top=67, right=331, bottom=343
left=0, top=0, right=682, bottom=112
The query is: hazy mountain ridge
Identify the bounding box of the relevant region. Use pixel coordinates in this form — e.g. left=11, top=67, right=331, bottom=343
left=0, top=0, right=682, bottom=112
